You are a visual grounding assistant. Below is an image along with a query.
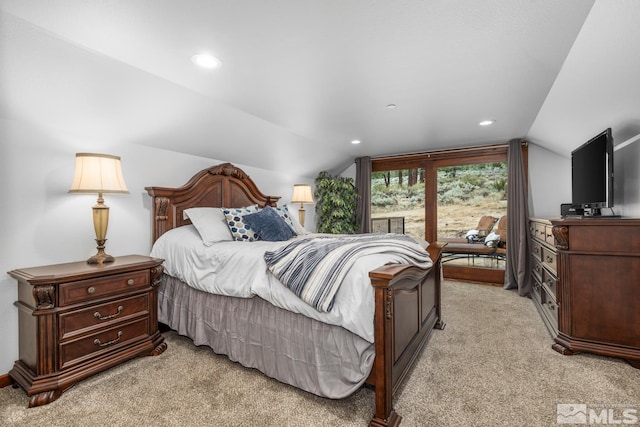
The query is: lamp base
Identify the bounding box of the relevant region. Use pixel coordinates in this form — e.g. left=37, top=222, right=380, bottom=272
left=87, top=240, right=114, bottom=264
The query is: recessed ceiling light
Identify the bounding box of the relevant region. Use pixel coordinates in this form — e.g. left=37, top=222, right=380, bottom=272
left=191, top=53, right=222, bottom=69
left=478, top=120, right=495, bottom=126
left=386, top=104, right=397, bottom=109
left=351, top=140, right=361, bottom=145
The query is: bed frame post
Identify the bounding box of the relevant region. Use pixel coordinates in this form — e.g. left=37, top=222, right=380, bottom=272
left=368, top=242, right=446, bottom=427
left=369, top=284, right=401, bottom=427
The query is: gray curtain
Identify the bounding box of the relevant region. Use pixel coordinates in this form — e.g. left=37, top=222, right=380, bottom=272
left=355, top=156, right=371, bottom=233
left=503, top=139, right=532, bottom=296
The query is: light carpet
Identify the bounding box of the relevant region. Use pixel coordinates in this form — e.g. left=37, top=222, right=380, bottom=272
left=1, top=281, right=638, bottom=426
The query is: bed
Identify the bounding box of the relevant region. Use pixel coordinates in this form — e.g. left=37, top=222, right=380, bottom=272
left=145, top=163, right=445, bottom=427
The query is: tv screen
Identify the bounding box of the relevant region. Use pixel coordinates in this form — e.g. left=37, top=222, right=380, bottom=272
left=571, top=128, right=614, bottom=214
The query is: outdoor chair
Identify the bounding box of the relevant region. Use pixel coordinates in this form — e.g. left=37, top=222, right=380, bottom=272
left=441, top=215, right=506, bottom=267
left=440, top=215, right=497, bottom=244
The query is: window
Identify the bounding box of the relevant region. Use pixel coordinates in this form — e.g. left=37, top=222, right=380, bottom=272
left=437, top=162, right=507, bottom=240
left=372, top=144, right=511, bottom=243
left=371, top=168, right=425, bottom=239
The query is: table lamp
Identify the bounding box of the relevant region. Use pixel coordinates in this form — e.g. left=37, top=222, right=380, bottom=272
left=291, top=184, right=314, bottom=227
left=69, top=153, right=129, bottom=264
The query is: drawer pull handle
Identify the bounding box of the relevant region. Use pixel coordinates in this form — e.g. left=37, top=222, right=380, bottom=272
left=545, top=256, right=553, bottom=263
left=87, top=286, right=96, bottom=294
left=127, top=279, right=134, bottom=285
left=94, top=306, right=124, bottom=321
left=94, top=331, right=123, bottom=347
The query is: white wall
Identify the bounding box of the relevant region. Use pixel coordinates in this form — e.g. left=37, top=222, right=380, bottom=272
left=525, top=0, right=640, bottom=218
left=0, top=118, right=315, bottom=374
left=527, top=144, right=571, bottom=218
left=614, top=135, right=640, bottom=218
left=527, top=135, right=640, bottom=219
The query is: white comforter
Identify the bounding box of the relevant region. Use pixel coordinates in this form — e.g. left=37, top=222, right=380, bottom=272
left=150, top=225, right=429, bottom=343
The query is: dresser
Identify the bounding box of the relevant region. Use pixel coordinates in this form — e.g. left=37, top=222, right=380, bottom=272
left=8, top=255, right=167, bottom=407
left=529, top=218, right=559, bottom=337
left=529, top=217, right=640, bottom=368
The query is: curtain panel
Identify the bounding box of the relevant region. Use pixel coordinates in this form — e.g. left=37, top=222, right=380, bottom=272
left=503, top=139, right=532, bottom=296
left=355, top=156, right=372, bottom=233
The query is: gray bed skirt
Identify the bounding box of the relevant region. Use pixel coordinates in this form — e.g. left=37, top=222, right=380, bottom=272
left=157, top=274, right=375, bottom=398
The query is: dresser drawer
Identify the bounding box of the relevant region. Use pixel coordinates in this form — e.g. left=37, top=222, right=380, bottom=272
left=532, top=278, right=542, bottom=306
left=531, top=240, right=542, bottom=261
left=531, top=257, right=543, bottom=283
left=59, top=270, right=150, bottom=306
left=542, top=269, right=557, bottom=299
left=59, top=294, right=150, bottom=340
left=540, top=284, right=558, bottom=333
left=533, top=222, right=546, bottom=241
left=532, top=279, right=558, bottom=335
left=544, top=225, right=555, bottom=246
left=60, top=317, right=150, bottom=370
left=541, top=247, right=557, bottom=275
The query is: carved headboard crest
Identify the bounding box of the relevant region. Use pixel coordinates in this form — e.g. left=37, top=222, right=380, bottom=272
left=209, top=163, right=248, bottom=179
left=145, top=163, right=280, bottom=243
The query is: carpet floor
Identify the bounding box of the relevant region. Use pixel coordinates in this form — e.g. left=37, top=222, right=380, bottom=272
left=1, top=281, right=638, bottom=426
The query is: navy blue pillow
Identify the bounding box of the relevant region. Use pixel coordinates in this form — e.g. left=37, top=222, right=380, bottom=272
left=243, top=206, right=296, bottom=242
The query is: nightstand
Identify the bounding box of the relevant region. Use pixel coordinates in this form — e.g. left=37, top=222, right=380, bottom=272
left=7, top=255, right=167, bottom=407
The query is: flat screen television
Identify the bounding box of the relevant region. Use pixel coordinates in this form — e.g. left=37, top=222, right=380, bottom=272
left=571, top=128, right=614, bottom=216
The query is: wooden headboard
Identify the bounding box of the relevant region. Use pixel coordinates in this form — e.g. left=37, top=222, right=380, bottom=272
left=144, top=163, right=280, bottom=243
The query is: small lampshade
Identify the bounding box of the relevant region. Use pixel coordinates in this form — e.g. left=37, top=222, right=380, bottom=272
left=291, top=184, right=313, bottom=204
left=69, top=153, right=129, bottom=194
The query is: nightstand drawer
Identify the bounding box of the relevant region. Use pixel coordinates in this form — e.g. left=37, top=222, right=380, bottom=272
left=60, top=270, right=150, bottom=306
left=60, top=294, right=150, bottom=340
left=60, top=317, right=150, bottom=370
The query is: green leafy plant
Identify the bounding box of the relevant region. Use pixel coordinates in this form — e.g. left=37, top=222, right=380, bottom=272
left=314, top=171, right=358, bottom=234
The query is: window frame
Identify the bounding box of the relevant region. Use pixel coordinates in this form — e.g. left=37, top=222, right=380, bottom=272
left=372, top=144, right=518, bottom=242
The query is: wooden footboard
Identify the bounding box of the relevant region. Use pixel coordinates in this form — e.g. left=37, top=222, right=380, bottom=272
left=367, top=242, right=446, bottom=427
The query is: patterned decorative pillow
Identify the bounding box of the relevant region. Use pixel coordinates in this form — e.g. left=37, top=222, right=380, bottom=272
left=283, top=204, right=309, bottom=235
left=222, top=205, right=260, bottom=241
left=271, top=206, right=296, bottom=233
left=243, top=206, right=296, bottom=242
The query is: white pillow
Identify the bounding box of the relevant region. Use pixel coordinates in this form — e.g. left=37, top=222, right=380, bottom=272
left=284, top=204, right=310, bottom=235
left=484, top=231, right=501, bottom=247
left=183, top=207, right=233, bottom=246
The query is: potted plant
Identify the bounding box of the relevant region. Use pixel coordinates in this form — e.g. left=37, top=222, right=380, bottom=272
left=314, top=171, right=358, bottom=234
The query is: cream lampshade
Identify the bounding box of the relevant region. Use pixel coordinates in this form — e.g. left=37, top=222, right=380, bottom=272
left=291, top=184, right=314, bottom=227
left=69, top=153, right=129, bottom=264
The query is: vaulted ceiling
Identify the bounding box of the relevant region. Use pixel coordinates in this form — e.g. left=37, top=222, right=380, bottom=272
left=2, top=1, right=639, bottom=177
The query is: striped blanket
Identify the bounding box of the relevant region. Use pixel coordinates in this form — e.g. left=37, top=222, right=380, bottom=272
left=264, top=234, right=433, bottom=312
